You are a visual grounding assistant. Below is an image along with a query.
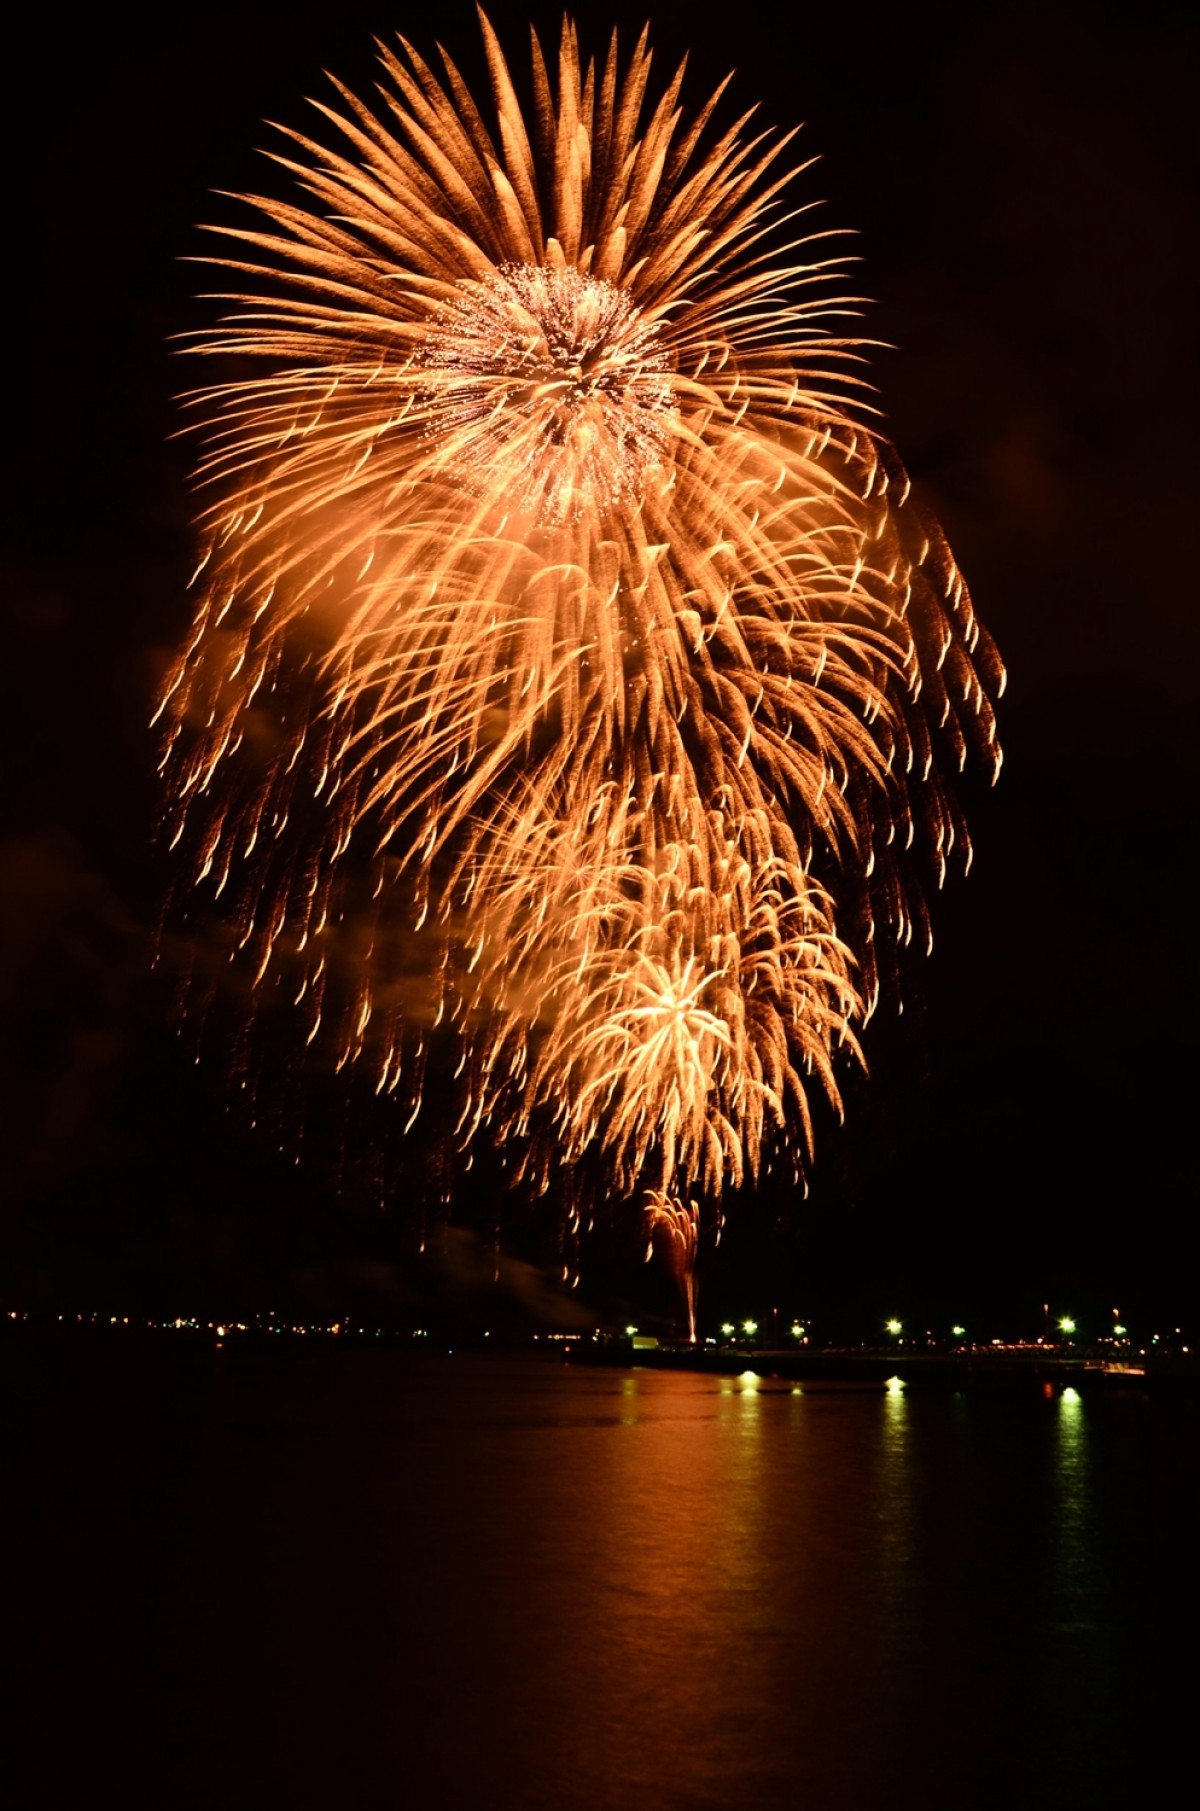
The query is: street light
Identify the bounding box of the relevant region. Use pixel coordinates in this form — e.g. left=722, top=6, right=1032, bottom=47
left=1059, top=1316, right=1076, bottom=1336
left=743, top=1319, right=758, bottom=1337
left=886, top=1319, right=903, bottom=1337
left=951, top=1325, right=966, bottom=1338
left=720, top=1322, right=735, bottom=1338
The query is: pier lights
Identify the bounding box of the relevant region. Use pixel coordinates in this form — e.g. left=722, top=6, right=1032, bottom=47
left=720, top=1322, right=736, bottom=1339
left=742, top=1320, right=758, bottom=1337
left=624, top=1324, right=637, bottom=1337
left=1058, top=1316, right=1076, bottom=1337
left=790, top=1323, right=806, bottom=1340
left=1113, top=1323, right=1127, bottom=1337
left=886, top=1319, right=903, bottom=1337
left=951, top=1325, right=966, bottom=1339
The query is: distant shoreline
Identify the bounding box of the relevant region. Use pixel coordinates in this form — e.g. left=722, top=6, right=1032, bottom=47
left=4, top=1312, right=1197, bottom=1394
left=582, top=1341, right=1200, bottom=1394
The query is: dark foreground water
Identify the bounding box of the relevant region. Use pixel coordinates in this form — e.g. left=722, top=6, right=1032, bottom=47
left=6, top=1335, right=1198, bottom=1809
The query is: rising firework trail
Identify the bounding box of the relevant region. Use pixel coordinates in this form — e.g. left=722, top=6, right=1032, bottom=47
left=159, top=11, right=1002, bottom=1299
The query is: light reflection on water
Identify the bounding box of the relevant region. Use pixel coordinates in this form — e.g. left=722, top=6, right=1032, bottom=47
left=8, top=1346, right=1197, bottom=1810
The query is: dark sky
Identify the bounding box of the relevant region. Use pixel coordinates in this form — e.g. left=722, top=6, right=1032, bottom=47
left=2, top=0, right=1196, bottom=1329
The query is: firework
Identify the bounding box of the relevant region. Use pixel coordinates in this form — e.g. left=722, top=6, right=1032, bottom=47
left=159, top=13, right=1002, bottom=1279
left=645, top=1194, right=701, bottom=1343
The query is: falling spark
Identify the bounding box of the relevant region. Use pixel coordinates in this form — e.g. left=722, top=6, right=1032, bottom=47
left=160, top=13, right=1002, bottom=1268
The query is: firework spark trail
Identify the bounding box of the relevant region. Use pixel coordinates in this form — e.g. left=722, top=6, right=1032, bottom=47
left=644, top=1193, right=701, bottom=1342
left=160, top=13, right=1002, bottom=1268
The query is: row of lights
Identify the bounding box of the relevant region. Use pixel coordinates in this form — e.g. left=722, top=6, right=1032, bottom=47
left=625, top=1320, right=806, bottom=1340
left=884, top=1318, right=1078, bottom=1338
left=621, top=1316, right=1141, bottom=1344
left=7, top=1309, right=1188, bottom=1353
left=886, top=1315, right=1140, bottom=1340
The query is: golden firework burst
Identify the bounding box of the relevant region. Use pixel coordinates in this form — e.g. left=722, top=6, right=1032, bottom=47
left=159, top=12, right=1002, bottom=1271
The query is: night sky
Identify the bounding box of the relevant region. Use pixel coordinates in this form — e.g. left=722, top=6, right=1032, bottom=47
left=3, top=0, right=1197, bottom=1331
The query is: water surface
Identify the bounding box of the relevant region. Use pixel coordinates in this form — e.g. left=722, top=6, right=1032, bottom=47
left=7, top=1339, right=1196, bottom=1808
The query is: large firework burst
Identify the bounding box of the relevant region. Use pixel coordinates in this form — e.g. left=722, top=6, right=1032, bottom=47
left=159, top=12, right=1002, bottom=1276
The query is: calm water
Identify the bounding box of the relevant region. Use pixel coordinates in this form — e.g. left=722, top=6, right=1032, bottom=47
left=6, top=1337, right=1197, bottom=1808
